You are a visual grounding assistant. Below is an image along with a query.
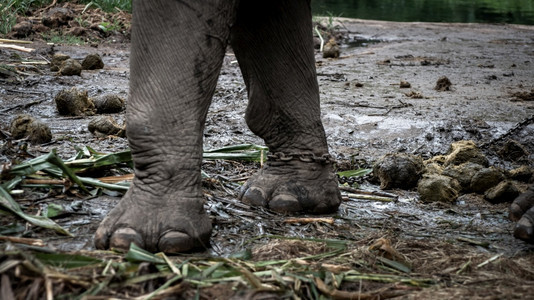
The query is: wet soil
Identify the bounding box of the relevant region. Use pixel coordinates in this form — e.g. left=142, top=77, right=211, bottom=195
left=2, top=17, right=534, bottom=298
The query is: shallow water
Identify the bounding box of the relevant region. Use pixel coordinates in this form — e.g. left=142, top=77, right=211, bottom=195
left=312, top=0, right=534, bottom=25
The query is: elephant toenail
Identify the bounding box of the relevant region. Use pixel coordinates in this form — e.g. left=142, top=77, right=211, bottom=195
left=242, top=187, right=267, bottom=206
left=158, top=231, right=203, bottom=253
left=270, top=194, right=302, bottom=213
left=110, top=228, right=144, bottom=250
left=513, top=218, right=533, bottom=241
left=509, top=203, right=524, bottom=222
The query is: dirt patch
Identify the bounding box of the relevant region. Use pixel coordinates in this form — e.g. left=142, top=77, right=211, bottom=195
left=1, top=14, right=534, bottom=299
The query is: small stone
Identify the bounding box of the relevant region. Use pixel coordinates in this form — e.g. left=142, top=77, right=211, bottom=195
left=82, top=54, right=105, bottom=70
left=10, top=114, right=52, bottom=144
left=55, top=87, right=96, bottom=116
left=59, top=58, right=82, bottom=76
left=470, top=167, right=505, bottom=194
left=435, top=76, right=452, bottom=91
left=484, top=180, right=520, bottom=204
left=418, top=174, right=460, bottom=203
left=444, top=140, right=488, bottom=167
left=93, top=94, right=125, bottom=114
left=373, top=153, right=425, bottom=190
left=400, top=80, right=411, bottom=88
left=323, top=38, right=340, bottom=59
left=50, top=53, right=70, bottom=72
left=88, top=116, right=125, bottom=137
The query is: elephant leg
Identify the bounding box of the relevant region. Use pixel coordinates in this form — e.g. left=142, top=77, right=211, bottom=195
left=510, top=184, right=534, bottom=243
left=230, top=0, right=341, bottom=213
left=95, top=0, right=237, bottom=252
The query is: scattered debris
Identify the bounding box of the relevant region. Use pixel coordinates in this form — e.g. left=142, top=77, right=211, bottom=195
left=434, top=76, right=452, bottom=91
left=9, top=114, right=52, bottom=144
left=54, top=87, right=96, bottom=116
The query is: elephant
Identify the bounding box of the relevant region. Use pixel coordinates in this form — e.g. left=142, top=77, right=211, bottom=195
left=94, top=0, right=534, bottom=253
left=94, top=0, right=342, bottom=253
left=510, top=184, right=534, bottom=243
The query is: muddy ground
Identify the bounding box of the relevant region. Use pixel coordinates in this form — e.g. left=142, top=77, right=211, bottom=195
left=2, top=13, right=534, bottom=299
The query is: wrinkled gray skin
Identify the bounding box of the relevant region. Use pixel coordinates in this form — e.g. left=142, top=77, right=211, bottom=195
left=94, top=0, right=342, bottom=253
left=510, top=184, right=534, bottom=244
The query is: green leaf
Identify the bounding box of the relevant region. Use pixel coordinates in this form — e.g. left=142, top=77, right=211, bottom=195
left=34, top=252, right=102, bottom=269
left=125, top=243, right=165, bottom=264
left=376, top=256, right=412, bottom=273
left=0, top=185, right=72, bottom=236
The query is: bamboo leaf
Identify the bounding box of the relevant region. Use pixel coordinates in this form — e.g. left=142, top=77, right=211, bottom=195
left=125, top=243, right=165, bottom=264
left=337, top=168, right=372, bottom=178
left=376, top=256, right=411, bottom=273
left=34, top=252, right=102, bottom=269
left=0, top=185, right=72, bottom=236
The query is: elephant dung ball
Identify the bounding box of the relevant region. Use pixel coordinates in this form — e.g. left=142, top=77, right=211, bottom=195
left=484, top=180, right=520, bottom=204
left=10, top=114, right=52, bottom=144
left=373, top=153, right=424, bottom=189
left=55, top=87, right=96, bottom=116
left=88, top=116, right=125, bottom=137
left=417, top=174, right=460, bottom=203
left=59, top=58, right=82, bottom=76
left=444, top=140, right=488, bottom=167
left=93, top=94, right=125, bottom=114
left=82, top=54, right=105, bottom=70
left=434, top=76, right=452, bottom=91
left=50, top=53, right=70, bottom=72
left=41, top=7, right=74, bottom=28
left=323, top=38, right=340, bottom=59
left=470, top=167, right=504, bottom=194
left=508, top=165, right=534, bottom=183
left=442, top=162, right=484, bottom=192
left=12, top=21, right=33, bottom=38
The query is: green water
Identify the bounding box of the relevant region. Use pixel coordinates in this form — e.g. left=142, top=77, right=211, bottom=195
left=312, top=0, right=534, bottom=25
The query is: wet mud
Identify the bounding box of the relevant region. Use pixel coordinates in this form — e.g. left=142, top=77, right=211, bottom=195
left=2, top=18, right=534, bottom=298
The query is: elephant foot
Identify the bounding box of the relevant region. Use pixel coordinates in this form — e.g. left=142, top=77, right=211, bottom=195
left=509, top=184, right=534, bottom=243
left=94, top=185, right=212, bottom=253
left=238, top=153, right=341, bottom=214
